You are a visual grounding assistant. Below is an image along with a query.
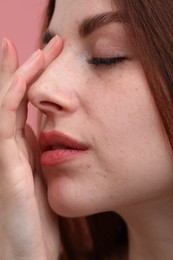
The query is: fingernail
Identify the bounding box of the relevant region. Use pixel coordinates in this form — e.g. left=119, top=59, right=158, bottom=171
left=2, top=37, right=8, bottom=55
left=28, top=49, right=41, bottom=62
left=44, top=35, right=59, bottom=50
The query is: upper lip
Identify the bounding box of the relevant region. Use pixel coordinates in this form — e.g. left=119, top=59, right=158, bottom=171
left=39, top=131, right=89, bottom=152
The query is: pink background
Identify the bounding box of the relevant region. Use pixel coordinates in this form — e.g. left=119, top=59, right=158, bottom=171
left=0, top=0, right=49, bottom=132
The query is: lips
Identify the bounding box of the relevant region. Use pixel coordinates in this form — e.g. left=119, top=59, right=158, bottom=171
left=39, top=131, right=88, bottom=166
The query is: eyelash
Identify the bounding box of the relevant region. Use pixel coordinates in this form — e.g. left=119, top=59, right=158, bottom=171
left=88, top=56, right=128, bottom=67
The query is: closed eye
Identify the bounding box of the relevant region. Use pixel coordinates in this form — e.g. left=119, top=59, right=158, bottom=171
left=88, top=56, right=128, bottom=67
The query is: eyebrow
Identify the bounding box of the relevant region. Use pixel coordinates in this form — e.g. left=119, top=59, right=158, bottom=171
left=79, top=11, right=124, bottom=37
left=42, top=11, right=124, bottom=44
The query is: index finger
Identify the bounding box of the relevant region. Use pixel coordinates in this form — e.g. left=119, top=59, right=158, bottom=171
left=15, top=35, right=63, bottom=86
left=42, top=35, right=63, bottom=69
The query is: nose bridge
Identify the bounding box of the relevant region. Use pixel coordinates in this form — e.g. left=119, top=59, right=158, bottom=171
left=43, top=47, right=79, bottom=91
left=50, top=50, right=78, bottom=89
left=28, top=50, right=80, bottom=114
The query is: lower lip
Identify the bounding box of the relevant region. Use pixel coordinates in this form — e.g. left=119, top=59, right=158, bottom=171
left=40, top=149, right=86, bottom=167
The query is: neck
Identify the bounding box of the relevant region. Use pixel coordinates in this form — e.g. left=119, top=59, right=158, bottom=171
left=118, top=192, right=173, bottom=260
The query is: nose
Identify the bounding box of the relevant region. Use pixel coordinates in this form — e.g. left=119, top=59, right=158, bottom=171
left=28, top=54, right=80, bottom=117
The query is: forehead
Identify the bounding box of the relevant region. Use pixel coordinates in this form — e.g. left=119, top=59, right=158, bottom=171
left=49, top=0, right=115, bottom=36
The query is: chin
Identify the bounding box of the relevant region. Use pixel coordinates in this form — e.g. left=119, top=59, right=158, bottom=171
left=46, top=178, right=107, bottom=218
left=46, top=181, right=90, bottom=218
left=47, top=192, right=94, bottom=218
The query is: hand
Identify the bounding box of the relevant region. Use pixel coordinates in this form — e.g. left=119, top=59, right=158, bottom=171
left=0, top=36, right=63, bottom=260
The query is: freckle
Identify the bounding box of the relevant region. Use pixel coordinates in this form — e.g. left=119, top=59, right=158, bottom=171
left=86, top=164, right=92, bottom=169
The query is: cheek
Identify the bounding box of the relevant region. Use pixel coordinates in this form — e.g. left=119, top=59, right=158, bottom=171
left=87, top=62, right=163, bottom=149
left=85, top=68, right=173, bottom=205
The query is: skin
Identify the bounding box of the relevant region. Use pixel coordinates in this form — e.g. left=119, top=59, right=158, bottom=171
left=28, top=0, right=173, bottom=259
left=29, top=0, right=173, bottom=217
left=1, top=0, right=173, bottom=259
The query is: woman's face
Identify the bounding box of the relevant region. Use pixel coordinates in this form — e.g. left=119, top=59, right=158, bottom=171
left=28, top=0, right=173, bottom=217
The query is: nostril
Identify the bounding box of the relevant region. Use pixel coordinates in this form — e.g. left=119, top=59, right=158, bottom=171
left=40, top=101, right=63, bottom=111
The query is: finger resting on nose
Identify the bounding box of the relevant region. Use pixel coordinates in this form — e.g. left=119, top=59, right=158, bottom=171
left=15, top=49, right=45, bottom=86
left=42, top=35, right=63, bottom=69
